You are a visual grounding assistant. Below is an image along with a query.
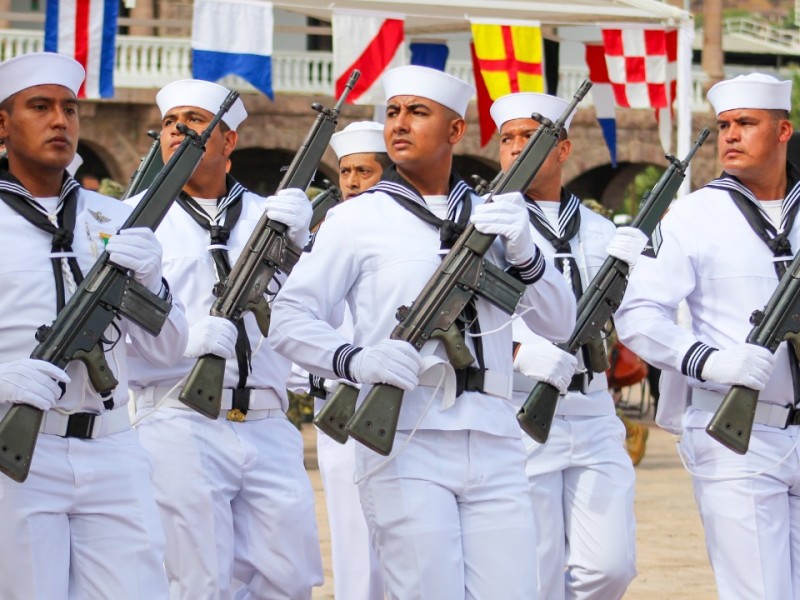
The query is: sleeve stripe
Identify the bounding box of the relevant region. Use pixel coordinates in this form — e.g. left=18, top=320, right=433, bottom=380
left=333, top=343, right=362, bottom=381
left=510, top=246, right=545, bottom=284
left=681, top=342, right=716, bottom=381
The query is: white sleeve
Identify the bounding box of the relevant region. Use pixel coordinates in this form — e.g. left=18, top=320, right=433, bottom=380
left=269, top=209, right=359, bottom=381
left=615, top=206, right=707, bottom=376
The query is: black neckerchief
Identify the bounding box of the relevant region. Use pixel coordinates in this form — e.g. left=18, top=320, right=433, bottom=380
left=525, top=188, right=583, bottom=299
left=177, top=175, right=251, bottom=391
left=0, top=161, right=82, bottom=312
left=371, top=165, right=472, bottom=250
left=707, top=164, right=800, bottom=278
left=707, top=163, right=800, bottom=404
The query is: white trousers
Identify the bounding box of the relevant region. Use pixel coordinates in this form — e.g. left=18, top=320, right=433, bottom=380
left=355, top=429, right=537, bottom=600
left=317, top=430, right=385, bottom=600
left=136, top=408, right=323, bottom=600
left=524, top=414, right=637, bottom=600
left=681, top=425, right=800, bottom=600
left=0, top=429, right=169, bottom=600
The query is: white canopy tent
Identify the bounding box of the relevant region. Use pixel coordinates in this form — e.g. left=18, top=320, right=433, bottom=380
left=273, top=0, right=696, bottom=192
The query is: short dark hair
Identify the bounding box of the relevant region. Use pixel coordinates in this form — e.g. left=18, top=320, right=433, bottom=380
left=374, top=152, right=392, bottom=169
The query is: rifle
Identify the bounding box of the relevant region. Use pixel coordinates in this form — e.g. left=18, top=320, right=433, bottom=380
left=471, top=171, right=503, bottom=196
left=178, top=70, right=360, bottom=419
left=122, top=130, right=164, bottom=200
left=310, top=180, right=343, bottom=230
left=706, top=260, right=800, bottom=454
left=0, top=91, right=239, bottom=483
left=517, top=128, right=710, bottom=443
left=315, top=81, right=594, bottom=454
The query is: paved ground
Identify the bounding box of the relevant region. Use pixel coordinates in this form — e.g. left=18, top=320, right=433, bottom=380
left=304, top=412, right=718, bottom=599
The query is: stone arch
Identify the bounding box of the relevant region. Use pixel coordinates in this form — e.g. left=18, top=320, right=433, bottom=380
left=567, top=161, right=667, bottom=214
left=74, top=139, right=123, bottom=186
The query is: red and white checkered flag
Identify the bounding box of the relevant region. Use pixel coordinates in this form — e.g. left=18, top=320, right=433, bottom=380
left=601, top=27, right=677, bottom=152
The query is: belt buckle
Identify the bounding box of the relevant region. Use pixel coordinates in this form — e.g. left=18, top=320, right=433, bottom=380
left=784, top=404, right=800, bottom=429
left=226, top=408, right=247, bottom=422
left=64, top=413, right=96, bottom=439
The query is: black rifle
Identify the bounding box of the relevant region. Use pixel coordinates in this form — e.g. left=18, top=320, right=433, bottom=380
left=0, top=91, right=239, bottom=483
left=315, top=81, right=593, bottom=455
left=310, top=180, right=343, bottom=230
left=178, top=70, right=360, bottom=419
left=706, top=259, right=800, bottom=454
left=122, top=130, right=164, bottom=200
left=471, top=171, right=503, bottom=196
left=517, top=128, right=710, bottom=443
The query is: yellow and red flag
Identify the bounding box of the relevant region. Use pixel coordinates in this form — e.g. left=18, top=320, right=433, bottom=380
left=470, top=19, right=545, bottom=100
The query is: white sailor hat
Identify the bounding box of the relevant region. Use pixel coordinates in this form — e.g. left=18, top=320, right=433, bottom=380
left=156, top=79, right=248, bottom=131
left=382, top=65, right=475, bottom=118
left=0, top=52, right=84, bottom=104
left=707, top=73, right=792, bottom=115
left=490, top=92, right=574, bottom=132
left=330, top=121, right=386, bottom=159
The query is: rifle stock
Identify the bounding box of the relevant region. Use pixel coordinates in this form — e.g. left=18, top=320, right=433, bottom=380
left=179, top=71, right=360, bottom=419
left=517, top=128, right=710, bottom=443
left=318, top=81, right=593, bottom=455
left=0, top=91, right=239, bottom=483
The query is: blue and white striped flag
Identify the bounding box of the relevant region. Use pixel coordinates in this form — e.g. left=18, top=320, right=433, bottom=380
left=191, top=0, right=274, bottom=99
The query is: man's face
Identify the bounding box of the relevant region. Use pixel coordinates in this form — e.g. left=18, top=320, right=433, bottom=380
left=384, top=96, right=464, bottom=171
left=0, top=84, right=79, bottom=173
left=499, top=117, right=570, bottom=199
left=716, top=108, right=792, bottom=180
left=338, top=152, right=383, bottom=199
left=160, top=106, right=234, bottom=175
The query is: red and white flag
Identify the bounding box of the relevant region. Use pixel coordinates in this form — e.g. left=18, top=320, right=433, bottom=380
left=333, top=9, right=405, bottom=105
left=601, top=27, right=677, bottom=152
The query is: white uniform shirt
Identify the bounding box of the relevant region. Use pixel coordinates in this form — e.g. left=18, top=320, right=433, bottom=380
left=0, top=188, right=188, bottom=413
left=270, top=189, right=576, bottom=437
left=513, top=202, right=617, bottom=416
left=615, top=185, right=798, bottom=428
left=126, top=189, right=292, bottom=411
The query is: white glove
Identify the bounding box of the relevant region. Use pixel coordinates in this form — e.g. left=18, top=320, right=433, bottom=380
left=265, top=188, right=312, bottom=249
left=514, top=340, right=578, bottom=394
left=350, top=339, right=423, bottom=391
left=701, top=343, right=775, bottom=390
left=106, top=227, right=163, bottom=293
left=184, top=315, right=239, bottom=359
left=471, top=192, right=536, bottom=265
left=606, top=226, right=648, bottom=268
left=0, top=359, right=71, bottom=411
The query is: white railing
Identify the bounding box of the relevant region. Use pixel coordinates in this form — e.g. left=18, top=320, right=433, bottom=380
left=723, top=17, right=800, bottom=50
left=0, top=27, right=714, bottom=111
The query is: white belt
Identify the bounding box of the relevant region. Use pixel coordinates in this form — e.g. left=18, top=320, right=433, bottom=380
left=691, top=387, right=798, bottom=429
left=39, top=406, right=131, bottom=439
left=418, top=368, right=512, bottom=400
left=135, top=385, right=284, bottom=422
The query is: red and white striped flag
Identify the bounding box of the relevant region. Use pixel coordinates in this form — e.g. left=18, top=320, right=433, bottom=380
left=333, top=9, right=405, bottom=105
left=585, top=43, right=617, bottom=167
left=44, top=0, right=118, bottom=99
left=601, top=27, right=677, bottom=152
